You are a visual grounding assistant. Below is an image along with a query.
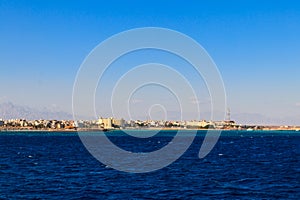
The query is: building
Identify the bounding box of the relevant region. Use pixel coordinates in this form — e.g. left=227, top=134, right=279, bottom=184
left=112, top=118, right=125, bottom=128
left=98, top=117, right=113, bottom=129
left=186, top=120, right=214, bottom=129
left=213, top=120, right=236, bottom=129
left=98, top=117, right=125, bottom=129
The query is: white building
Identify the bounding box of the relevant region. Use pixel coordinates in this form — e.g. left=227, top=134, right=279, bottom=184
left=186, top=120, right=213, bottom=128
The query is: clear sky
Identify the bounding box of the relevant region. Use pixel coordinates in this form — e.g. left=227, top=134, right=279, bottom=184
left=1, top=0, right=300, bottom=124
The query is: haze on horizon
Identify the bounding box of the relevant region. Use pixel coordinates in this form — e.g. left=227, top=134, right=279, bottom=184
left=0, top=0, right=300, bottom=125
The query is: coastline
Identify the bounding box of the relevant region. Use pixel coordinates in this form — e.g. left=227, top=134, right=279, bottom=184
left=1, top=127, right=299, bottom=133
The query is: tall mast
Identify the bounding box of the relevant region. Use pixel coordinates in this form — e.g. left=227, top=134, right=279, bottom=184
left=226, top=108, right=231, bottom=121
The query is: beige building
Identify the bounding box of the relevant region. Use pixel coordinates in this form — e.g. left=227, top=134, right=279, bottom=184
left=112, top=118, right=125, bottom=128
left=98, top=117, right=113, bottom=129
left=98, top=117, right=125, bottom=129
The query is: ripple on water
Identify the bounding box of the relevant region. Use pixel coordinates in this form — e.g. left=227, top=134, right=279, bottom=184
left=0, top=131, right=299, bottom=199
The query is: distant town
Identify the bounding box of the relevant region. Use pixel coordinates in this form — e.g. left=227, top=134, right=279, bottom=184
left=0, top=117, right=299, bottom=132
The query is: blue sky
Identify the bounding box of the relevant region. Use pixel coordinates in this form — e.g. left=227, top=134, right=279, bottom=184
left=1, top=0, right=300, bottom=124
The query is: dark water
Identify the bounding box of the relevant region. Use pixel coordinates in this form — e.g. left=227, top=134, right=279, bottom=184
left=0, top=130, right=299, bottom=199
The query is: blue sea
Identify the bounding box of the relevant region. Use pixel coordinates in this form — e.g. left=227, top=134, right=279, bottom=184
left=0, top=130, right=299, bottom=199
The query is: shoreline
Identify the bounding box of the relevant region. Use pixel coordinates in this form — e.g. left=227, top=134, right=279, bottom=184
left=0, top=127, right=299, bottom=133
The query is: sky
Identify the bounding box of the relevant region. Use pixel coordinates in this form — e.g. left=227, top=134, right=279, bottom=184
left=1, top=0, right=300, bottom=124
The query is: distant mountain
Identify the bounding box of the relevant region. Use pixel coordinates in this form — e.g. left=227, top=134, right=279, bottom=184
left=198, top=111, right=299, bottom=126
left=0, top=102, right=298, bottom=125
left=0, top=102, right=73, bottom=120
left=232, top=113, right=300, bottom=126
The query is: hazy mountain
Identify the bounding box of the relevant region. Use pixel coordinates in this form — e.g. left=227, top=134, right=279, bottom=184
left=232, top=113, right=300, bottom=126
left=0, top=102, right=298, bottom=125
left=0, top=102, right=73, bottom=120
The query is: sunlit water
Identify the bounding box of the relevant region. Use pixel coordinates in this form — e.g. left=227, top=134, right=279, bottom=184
left=0, top=130, right=299, bottom=199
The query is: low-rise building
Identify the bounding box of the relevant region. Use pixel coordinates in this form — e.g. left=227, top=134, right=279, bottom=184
left=98, top=117, right=113, bottom=129
left=112, top=118, right=125, bottom=128
left=186, top=120, right=214, bottom=128
left=99, top=117, right=126, bottom=129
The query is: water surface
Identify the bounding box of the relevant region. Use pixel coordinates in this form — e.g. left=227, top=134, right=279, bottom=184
left=0, top=130, right=299, bottom=199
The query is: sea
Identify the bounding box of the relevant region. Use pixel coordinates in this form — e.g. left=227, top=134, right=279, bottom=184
left=0, top=130, right=299, bottom=199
